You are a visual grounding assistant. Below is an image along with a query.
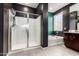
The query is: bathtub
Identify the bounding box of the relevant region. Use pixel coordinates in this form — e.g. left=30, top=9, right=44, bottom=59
left=48, top=35, right=64, bottom=46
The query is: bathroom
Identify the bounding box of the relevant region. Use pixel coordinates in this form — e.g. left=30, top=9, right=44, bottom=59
left=1, top=3, right=79, bottom=56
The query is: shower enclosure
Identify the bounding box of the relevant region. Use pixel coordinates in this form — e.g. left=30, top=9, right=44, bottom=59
left=8, top=9, right=41, bottom=51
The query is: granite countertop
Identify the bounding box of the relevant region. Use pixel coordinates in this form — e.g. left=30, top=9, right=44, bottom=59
left=64, top=31, right=79, bottom=34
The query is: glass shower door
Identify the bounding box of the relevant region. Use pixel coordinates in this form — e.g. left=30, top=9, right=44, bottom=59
left=11, top=16, right=28, bottom=50
left=29, top=14, right=41, bottom=47
left=10, top=10, right=41, bottom=51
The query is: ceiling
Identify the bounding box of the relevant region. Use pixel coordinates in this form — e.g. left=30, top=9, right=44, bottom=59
left=48, top=3, right=69, bottom=13
left=18, top=3, right=39, bottom=8
left=18, top=3, right=69, bottom=13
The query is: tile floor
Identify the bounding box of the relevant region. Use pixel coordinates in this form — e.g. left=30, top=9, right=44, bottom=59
left=8, top=45, right=79, bottom=56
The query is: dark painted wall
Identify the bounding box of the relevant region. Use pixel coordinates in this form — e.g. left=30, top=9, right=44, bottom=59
left=0, top=4, right=4, bottom=56
left=0, top=3, right=12, bottom=56
left=12, top=3, right=38, bottom=14
left=37, top=3, right=48, bottom=47
left=3, top=8, right=10, bottom=56
left=63, top=7, right=70, bottom=31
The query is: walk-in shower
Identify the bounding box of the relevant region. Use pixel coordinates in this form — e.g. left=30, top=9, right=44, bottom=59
left=8, top=9, right=41, bottom=52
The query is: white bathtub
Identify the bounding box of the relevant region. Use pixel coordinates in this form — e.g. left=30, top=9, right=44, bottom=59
left=48, top=35, right=64, bottom=46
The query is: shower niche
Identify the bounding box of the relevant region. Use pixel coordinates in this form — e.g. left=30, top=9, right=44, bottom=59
left=8, top=9, right=41, bottom=51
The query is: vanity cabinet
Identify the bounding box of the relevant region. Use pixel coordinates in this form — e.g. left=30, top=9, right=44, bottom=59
left=64, top=32, right=79, bottom=52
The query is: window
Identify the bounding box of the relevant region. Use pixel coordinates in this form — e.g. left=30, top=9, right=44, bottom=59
left=54, top=12, right=63, bottom=31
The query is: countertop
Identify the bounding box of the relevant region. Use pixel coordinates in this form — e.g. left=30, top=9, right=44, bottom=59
left=64, top=31, right=79, bottom=34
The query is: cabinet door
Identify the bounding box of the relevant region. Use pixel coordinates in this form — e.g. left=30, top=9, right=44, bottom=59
left=69, top=34, right=75, bottom=48
left=73, top=34, right=79, bottom=51
left=64, top=34, right=73, bottom=48
left=64, top=34, right=70, bottom=47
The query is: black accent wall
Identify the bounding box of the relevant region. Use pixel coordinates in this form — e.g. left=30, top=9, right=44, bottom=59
left=12, top=3, right=38, bottom=14
left=0, top=3, right=12, bottom=56
left=0, top=4, right=4, bottom=56
left=37, top=3, right=48, bottom=47
left=63, top=7, right=70, bottom=31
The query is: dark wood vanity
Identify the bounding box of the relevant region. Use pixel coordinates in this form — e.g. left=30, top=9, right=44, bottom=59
left=64, top=32, right=79, bottom=52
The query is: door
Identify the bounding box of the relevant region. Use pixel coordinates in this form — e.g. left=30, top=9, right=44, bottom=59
left=11, top=16, right=28, bottom=50
left=29, top=14, right=41, bottom=47
left=9, top=10, right=41, bottom=51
